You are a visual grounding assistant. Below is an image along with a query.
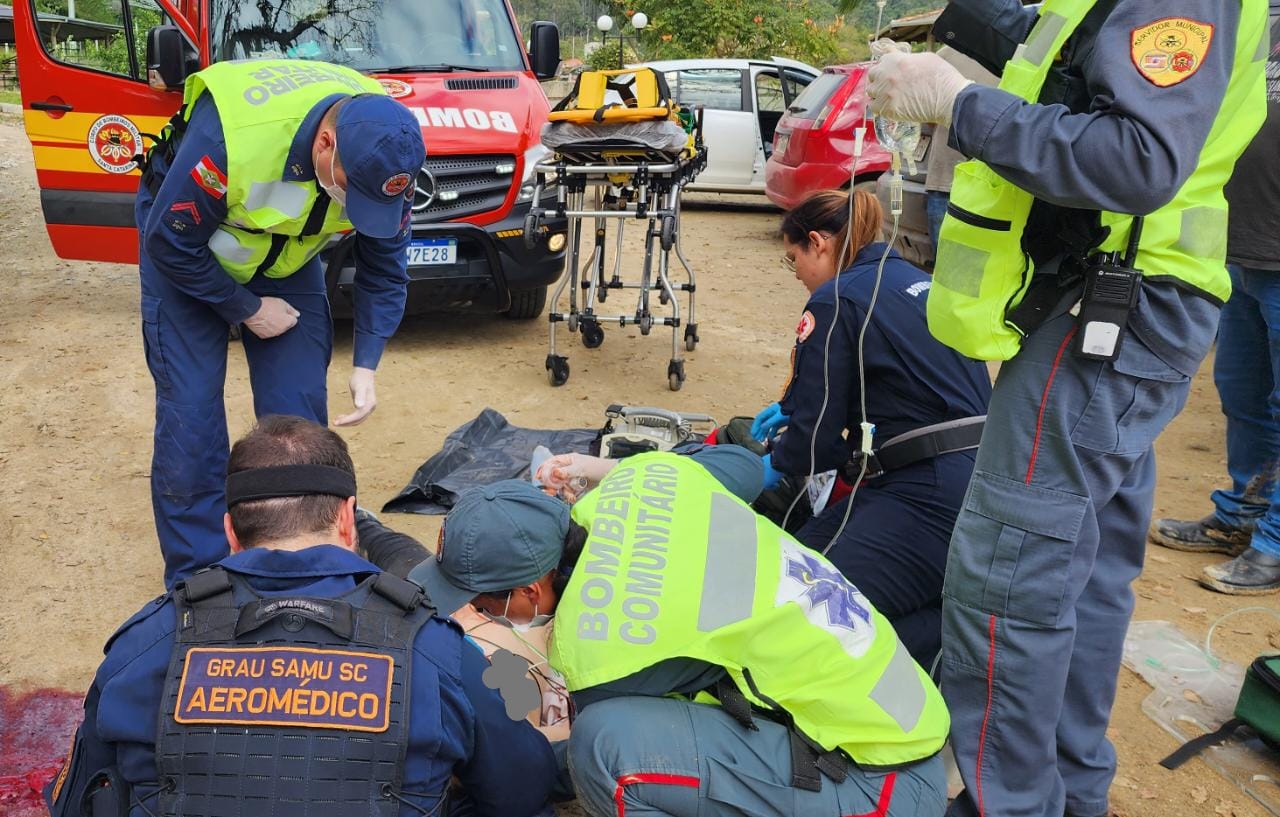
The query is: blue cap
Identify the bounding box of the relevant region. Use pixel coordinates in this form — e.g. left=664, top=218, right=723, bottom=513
left=335, top=95, right=425, bottom=239
left=408, top=480, right=570, bottom=614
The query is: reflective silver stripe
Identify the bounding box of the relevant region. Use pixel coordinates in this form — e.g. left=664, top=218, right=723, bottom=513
left=244, top=180, right=309, bottom=219
left=1255, top=27, right=1270, bottom=62
left=934, top=241, right=988, bottom=298
left=1023, top=11, right=1067, bottom=67
left=697, top=493, right=758, bottom=632
left=1173, top=207, right=1228, bottom=259
left=209, top=228, right=256, bottom=265
left=868, top=640, right=927, bottom=733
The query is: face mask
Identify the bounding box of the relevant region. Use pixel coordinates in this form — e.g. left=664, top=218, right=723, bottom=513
left=482, top=592, right=554, bottom=633
left=321, top=140, right=347, bottom=206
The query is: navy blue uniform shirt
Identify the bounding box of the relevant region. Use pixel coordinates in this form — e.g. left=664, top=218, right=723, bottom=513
left=771, top=244, right=993, bottom=476
left=53, top=545, right=555, bottom=817
left=136, top=93, right=412, bottom=369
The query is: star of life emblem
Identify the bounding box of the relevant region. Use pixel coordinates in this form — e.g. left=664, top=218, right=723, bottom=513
left=775, top=538, right=876, bottom=658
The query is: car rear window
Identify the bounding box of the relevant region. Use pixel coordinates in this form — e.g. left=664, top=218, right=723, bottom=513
left=786, top=72, right=847, bottom=119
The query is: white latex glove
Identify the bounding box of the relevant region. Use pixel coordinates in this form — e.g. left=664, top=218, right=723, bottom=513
left=535, top=453, right=618, bottom=503
left=243, top=296, right=300, bottom=339
left=333, top=366, right=377, bottom=427
left=866, top=50, right=974, bottom=126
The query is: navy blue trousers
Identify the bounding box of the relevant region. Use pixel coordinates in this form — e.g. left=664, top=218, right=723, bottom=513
left=140, top=253, right=332, bottom=588
left=796, top=451, right=975, bottom=669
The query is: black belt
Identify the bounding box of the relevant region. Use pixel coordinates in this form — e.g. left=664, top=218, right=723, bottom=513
left=846, top=416, right=986, bottom=482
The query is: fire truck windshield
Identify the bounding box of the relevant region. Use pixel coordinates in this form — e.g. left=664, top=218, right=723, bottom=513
left=210, top=0, right=526, bottom=72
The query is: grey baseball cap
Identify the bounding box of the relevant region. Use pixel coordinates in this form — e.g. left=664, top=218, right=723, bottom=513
left=408, top=480, right=570, bottom=614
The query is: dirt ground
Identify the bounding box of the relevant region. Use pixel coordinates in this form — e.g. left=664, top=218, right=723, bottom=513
left=0, top=116, right=1276, bottom=816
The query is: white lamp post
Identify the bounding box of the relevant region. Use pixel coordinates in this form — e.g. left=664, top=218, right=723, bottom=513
left=598, top=10, right=646, bottom=68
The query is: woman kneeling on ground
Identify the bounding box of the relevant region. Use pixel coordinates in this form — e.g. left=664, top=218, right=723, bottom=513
left=752, top=188, right=992, bottom=667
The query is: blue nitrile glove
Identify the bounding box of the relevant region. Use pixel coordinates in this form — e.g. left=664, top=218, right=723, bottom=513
left=751, top=402, right=791, bottom=442
left=761, top=453, right=783, bottom=491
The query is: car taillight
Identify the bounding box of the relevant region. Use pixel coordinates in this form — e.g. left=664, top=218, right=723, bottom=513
left=814, top=101, right=835, bottom=130
left=774, top=132, right=790, bottom=157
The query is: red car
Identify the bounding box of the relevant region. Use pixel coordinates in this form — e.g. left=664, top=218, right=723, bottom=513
left=765, top=64, right=892, bottom=210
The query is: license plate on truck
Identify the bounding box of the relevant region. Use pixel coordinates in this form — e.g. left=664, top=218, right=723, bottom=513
left=407, top=239, right=457, bottom=265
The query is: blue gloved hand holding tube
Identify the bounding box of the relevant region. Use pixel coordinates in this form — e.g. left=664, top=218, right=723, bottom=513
left=751, top=402, right=790, bottom=442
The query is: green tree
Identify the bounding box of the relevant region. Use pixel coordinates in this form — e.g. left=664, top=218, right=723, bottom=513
left=608, top=0, right=845, bottom=66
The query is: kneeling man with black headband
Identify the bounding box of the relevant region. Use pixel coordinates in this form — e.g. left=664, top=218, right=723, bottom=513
left=46, top=415, right=556, bottom=817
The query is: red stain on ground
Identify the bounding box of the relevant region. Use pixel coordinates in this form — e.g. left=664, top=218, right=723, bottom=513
left=0, top=686, right=83, bottom=816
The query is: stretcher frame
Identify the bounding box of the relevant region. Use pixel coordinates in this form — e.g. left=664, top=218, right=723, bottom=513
left=524, top=123, right=707, bottom=391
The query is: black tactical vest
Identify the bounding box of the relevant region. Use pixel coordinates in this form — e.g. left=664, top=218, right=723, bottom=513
left=156, top=567, right=434, bottom=817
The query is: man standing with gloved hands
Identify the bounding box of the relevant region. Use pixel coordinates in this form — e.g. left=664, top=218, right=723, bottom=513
left=867, top=2, right=1267, bottom=817
left=137, top=59, right=425, bottom=588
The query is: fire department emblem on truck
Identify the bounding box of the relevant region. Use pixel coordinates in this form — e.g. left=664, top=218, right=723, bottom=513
left=87, top=114, right=142, bottom=174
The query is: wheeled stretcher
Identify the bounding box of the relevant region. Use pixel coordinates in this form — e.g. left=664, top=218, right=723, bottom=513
left=525, top=78, right=707, bottom=391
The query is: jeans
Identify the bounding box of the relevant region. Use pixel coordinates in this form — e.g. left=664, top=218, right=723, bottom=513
left=1211, top=263, right=1280, bottom=558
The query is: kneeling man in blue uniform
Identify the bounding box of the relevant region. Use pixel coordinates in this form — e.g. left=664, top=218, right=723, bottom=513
left=137, top=59, right=426, bottom=588
left=45, top=415, right=556, bottom=817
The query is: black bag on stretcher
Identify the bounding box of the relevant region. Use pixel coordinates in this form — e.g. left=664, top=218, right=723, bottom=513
left=1160, top=653, right=1280, bottom=768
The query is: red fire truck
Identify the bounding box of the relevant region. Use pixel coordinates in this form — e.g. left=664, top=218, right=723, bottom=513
left=13, top=0, right=568, bottom=318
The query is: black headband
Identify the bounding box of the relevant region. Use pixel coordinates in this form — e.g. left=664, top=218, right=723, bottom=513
left=225, top=465, right=357, bottom=507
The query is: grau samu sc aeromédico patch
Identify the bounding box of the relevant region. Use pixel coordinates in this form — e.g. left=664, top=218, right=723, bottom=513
left=174, top=646, right=393, bottom=732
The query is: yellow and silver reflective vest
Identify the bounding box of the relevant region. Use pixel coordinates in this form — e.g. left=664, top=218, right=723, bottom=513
left=930, top=0, right=1268, bottom=360
left=550, top=452, right=950, bottom=768
left=180, top=60, right=386, bottom=283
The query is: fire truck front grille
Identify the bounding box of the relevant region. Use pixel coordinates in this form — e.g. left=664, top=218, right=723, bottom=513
left=411, top=154, right=517, bottom=223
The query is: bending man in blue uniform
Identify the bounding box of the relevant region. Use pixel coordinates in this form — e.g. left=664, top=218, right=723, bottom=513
left=137, top=59, right=425, bottom=588
left=867, top=1, right=1268, bottom=816
left=45, top=415, right=556, bottom=817
left=752, top=188, right=991, bottom=667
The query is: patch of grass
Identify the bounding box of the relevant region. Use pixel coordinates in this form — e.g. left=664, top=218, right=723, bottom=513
left=0, top=89, right=21, bottom=106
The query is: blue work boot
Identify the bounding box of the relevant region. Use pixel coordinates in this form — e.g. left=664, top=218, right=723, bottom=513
left=1199, top=547, right=1280, bottom=595
left=1149, top=515, right=1252, bottom=556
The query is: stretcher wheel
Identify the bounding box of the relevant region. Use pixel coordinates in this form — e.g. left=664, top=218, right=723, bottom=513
left=667, top=359, right=685, bottom=392
left=523, top=213, right=540, bottom=249
left=567, top=313, right=579, bottom=332
left=639, top=313, right=653, bottom=335
left=597, top=284, right=608, bottom=302
left=684, top=323, right=699, bottom=352
left=659, top=288, right=669, bottom=305
left=546, top=354, right=570, bottom=387
left=580, top=320, right=604, bottom=349
left=660, top=215, right=676, bottom=251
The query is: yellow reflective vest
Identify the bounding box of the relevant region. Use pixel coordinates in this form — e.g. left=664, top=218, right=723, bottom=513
left=930, top=0, right=1268, bottom=360
left=549, top=452, right=950, bottom=768
left=181, top=60, right=387, bottom=283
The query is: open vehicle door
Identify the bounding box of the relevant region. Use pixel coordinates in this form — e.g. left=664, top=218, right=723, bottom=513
left=14, top=0, right=197, bottom=262
left=665, top=67, right=756, bottom=188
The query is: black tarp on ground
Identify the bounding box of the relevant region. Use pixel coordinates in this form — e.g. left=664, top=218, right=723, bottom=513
left=381, top=408, right=598, bottom=515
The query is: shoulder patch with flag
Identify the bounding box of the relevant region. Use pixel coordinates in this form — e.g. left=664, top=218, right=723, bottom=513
left=190, top=155, right=228, bottom=199
left=1131, top=18, right=1214, bottom=87
left=796, top=310, right=816, bottom=343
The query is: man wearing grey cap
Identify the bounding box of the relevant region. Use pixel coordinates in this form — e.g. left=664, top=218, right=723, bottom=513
left=399, top=446, right=951, bottom=817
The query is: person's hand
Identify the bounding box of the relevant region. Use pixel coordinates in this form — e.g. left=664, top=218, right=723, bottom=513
left=535, top=453, right=617, bottom=503
left=866, top=49, right=974, bottom=126
left=243, top=296, right=300, bottom=339
left=750, top=402, right=790, bottom=442
left=761, top=453, right=783, bottom=491
left=333, top=367, right=377, bottom=427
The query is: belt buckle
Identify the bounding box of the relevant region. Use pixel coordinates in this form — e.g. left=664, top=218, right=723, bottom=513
left=845, top=452, right=883, bottom=482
